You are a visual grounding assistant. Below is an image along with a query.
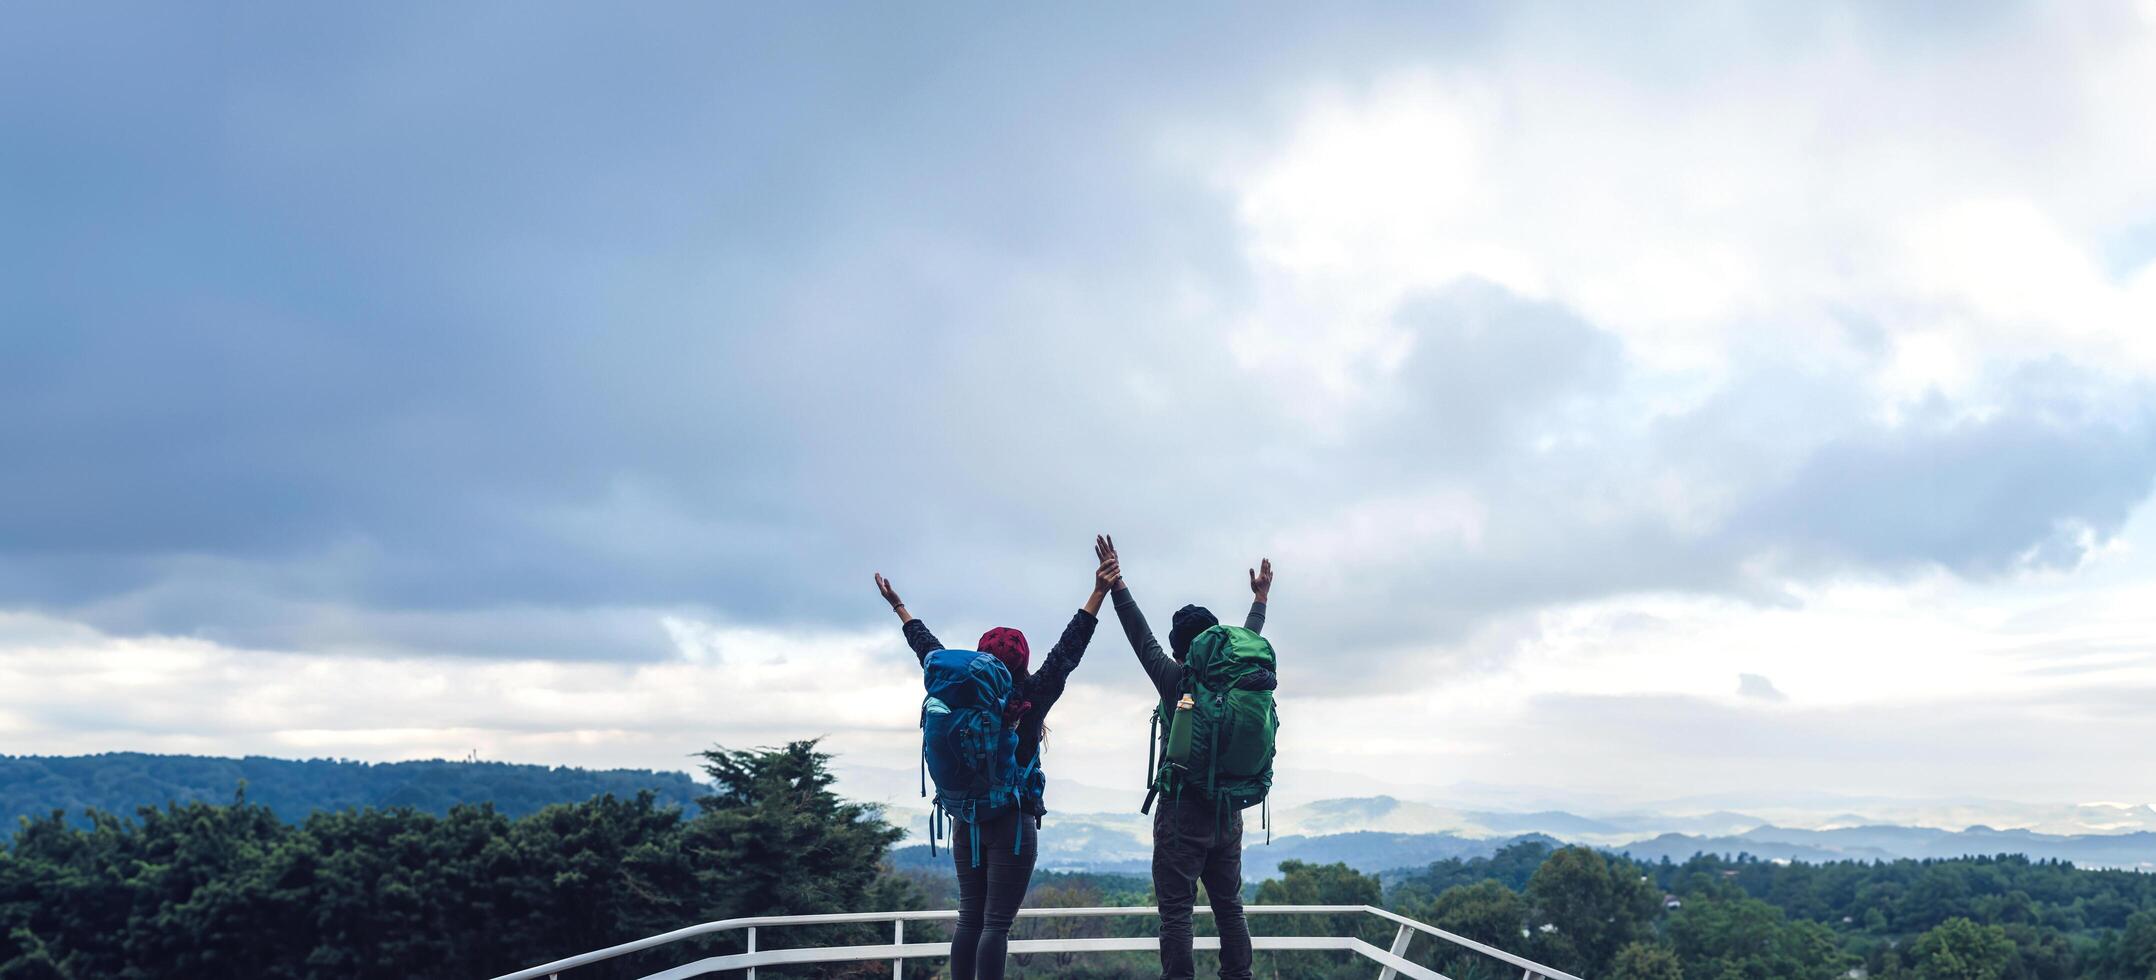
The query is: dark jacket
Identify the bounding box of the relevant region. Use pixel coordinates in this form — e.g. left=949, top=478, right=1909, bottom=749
left=902, top=609, right=1097, bottom=771
left=1111, top=586, right=1269, bottom=804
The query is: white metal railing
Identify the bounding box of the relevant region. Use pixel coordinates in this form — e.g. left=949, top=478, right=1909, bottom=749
left=487, top=904, right=1587, bottom=980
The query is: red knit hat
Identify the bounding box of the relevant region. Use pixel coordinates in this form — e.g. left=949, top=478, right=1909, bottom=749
left=977, top=627, right=1030, bottom=676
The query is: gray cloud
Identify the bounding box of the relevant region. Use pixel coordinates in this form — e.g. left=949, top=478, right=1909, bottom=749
left=1737, top=673, right=1787, bottom=702
left=1383, top=279, right=1628, bottom=463
left=1266, top=286, right=2156, bottom=691
left=1729, top=368, right=2156, bottom=577
left=3, top=1, right=2154, bottom=693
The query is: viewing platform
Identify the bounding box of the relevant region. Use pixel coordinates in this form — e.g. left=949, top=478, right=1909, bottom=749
left=491, top=903, right=1586, bottom=980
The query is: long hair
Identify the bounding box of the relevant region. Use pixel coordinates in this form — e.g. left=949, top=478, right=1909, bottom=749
left=1005, top=661, right=1031, bottom=728
left=976, top=627, right=1034, bottom=728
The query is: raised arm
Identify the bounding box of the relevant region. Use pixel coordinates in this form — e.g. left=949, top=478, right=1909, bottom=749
left=1244, top=557, right=1272, bottom=634
left=1097, top=535, right=1182, bottom=702
left=1031, top=556, right=1121, bottom=700
left=874, top=572, right=943, bottom=664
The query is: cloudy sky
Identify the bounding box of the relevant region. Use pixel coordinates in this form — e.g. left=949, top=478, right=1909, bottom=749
left=5, top=1, right=2156, bottom=811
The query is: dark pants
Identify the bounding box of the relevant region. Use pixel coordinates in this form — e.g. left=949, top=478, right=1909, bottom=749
left=1153, top=798, right=1252, bottom=980
left=950, top=809, right=1038, bottom=980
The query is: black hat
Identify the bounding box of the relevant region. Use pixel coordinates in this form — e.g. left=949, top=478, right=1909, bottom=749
left=1168, top=604, right=1218, bottom=661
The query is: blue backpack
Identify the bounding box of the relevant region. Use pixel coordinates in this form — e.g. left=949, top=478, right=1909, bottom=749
left=920, top=648, right=1036, bottom=866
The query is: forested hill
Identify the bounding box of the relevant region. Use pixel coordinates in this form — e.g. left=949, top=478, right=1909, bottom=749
left=0, top=752, right=704, bottom=824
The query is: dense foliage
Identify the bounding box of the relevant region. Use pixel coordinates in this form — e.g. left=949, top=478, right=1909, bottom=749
left=1379, top=842, right=2156, bottom=980
left=10, top=748, right=2156, bottom=979
left=0, top=741, right=908, bottom=980
left=0, top=752, right=702, bottom=827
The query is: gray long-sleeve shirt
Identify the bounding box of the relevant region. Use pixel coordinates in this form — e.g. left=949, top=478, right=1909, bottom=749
left=1108, top=585, right=1266, bottom=704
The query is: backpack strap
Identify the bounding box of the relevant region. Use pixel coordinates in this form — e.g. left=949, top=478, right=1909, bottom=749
left=1205, top=693, right=1221, bottom=799
left=1145, top=705, right=1160, bottom=790
left=942, top=798, right=981, bottom=869
left=1141, top=701, right=1165, bottom=814
left=1206, top=685, right=1227, bottom=831
left=1012, top=758, right=1040, bottom=855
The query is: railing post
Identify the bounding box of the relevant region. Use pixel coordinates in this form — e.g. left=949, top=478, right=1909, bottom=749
left=893, top=919, right=904, bottom=977
left=1377, top=922, right=1414, bottom=980
left=746, top=926, right=756, bottom=980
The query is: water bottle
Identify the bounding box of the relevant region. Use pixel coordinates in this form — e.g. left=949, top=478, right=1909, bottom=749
left=1165, top=693, right=1196, bottom=768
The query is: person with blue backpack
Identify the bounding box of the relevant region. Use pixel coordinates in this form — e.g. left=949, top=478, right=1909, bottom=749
left=873, top=552, right=1121, bottom=980
left=1094, top=534, right=1277, bottom=980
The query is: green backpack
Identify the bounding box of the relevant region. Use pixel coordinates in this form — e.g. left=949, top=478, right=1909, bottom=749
left=1144, top=624, right=1278, bottom=832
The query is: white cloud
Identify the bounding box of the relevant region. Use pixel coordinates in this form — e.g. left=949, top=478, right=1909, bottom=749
left=1893, top=198, right=2156, bottom=374
left=1217, top=6, right=2156, bottom=396
left=8, top=0, right=2156, bottom=810
left=0, top=611, right=926, bottom=774
left=13, top=507, right=2156, bottom=808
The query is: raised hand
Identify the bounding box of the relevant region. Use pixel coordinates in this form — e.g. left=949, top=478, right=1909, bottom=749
left=1249, top=558, right=1273, bottom=603
left=1095, top=557, right=1122, bottom=595
left=874, top=572, right=912, bottom=621
left=1082, top=538, right=1123, bottom=616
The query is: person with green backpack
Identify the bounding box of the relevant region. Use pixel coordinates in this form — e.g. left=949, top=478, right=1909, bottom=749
left=1093, top=535, right=1276, bottom=980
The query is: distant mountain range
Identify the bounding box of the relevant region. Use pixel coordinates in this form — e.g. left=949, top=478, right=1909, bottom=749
left=882, top=793, right=2156, bottom=876
left=0, top=752, right=703, bottom=825
left=1615, top=825, right=2156, bottom=870
left=12, top=754, right=2155, bottom=876
left=893, top=829, right=1563, bottom=879
left=1275, top=795, right=1768, bottom=842
left=893, top=816, right=2156, bottom=878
